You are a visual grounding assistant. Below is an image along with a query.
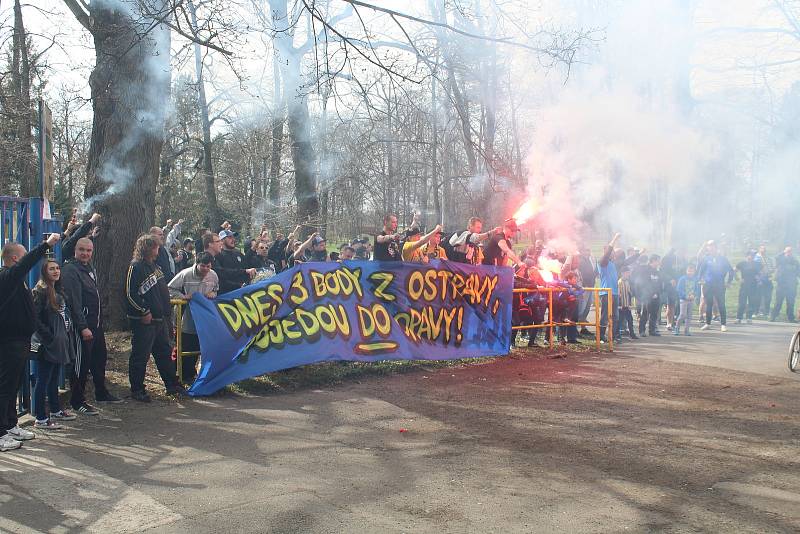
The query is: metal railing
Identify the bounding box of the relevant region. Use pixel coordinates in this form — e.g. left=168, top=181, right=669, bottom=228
left=511, top=287, right=614, bottom=351
left=171, top=299, right=199, bottom=384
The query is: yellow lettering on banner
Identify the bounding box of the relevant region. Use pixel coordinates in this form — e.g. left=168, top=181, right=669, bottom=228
left=295, top=307, right=319, bottom=334
left=340, top=267, right=363, bottom=298
left=250, top=290, right=273, bottom=324
left=424, top=269, right=438, bottom=301
left=437, top=270, right=452, bottom=301
left=289, top=271, right=309, bottom=305
left=311, top=272, right=327, bottom=298
left=357, top=304, right=375, bottom=337
left=369, top=272, right=395, bottom=301
left=267, top=283, right=283, bottom=307
left=441, top=306, right=458, bottom=344
left=310, top=268, right=363, bottom=299
left=218, top=303, right=242, bottom=333
left=282, top=318, right=301, bottom=340
left=408, top=271, right=424, bottom=300
left=235, top=296, right=260, bottom=331
left=393, top=305, right=462, bottom=345
left=324, top=272, right=341, bottom=295
left=372, top=304, right=391, bottom=336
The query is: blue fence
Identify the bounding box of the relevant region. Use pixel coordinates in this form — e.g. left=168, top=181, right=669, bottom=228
left=1, top=196, right=64, bottom=417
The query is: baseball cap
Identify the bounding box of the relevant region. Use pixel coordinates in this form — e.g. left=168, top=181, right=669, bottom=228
left=219, top=229, right=238, bottom=239
left=404, top=228, right=422, bottom=239
left=312, top=235, right=326, bottom=246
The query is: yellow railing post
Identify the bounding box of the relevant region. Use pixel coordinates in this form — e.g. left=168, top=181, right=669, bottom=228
left=594, top=289, right=601, bottom=348
left=548, top=288, right=554, bottom=349
left=511, top=287, right=609, bottom=351
left=175, top=300, right=184, bottom=384
left=607, top=290, right=614, bottom=352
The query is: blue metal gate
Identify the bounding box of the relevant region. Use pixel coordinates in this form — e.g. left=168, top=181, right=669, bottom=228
left=1, top=196, right=63, bottom=418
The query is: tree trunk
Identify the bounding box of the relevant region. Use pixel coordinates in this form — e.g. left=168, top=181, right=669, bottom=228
left=188, top=0, right=221, bottom=227
left=83, top=2, right=171, bottom=329
left=11, top=0, right=36, bottom=197
left=268, top=55, right=283, bottom=212
left=288, top=98, right=318, bottom=228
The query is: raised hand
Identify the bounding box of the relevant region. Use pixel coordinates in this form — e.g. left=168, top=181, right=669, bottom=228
left=46, top=233, right=61, bottom=247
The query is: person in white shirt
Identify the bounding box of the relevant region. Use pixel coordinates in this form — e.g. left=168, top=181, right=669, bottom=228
left=167, top=253, right=218, bottom=384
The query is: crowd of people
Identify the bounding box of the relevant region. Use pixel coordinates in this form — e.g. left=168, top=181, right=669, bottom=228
left=510, top=233, right=800, bottom=347
left=1, top=210, right=798, bottom=452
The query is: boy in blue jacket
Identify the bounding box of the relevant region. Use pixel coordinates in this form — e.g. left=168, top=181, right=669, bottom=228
left=675, top=264, right=701, bottom=335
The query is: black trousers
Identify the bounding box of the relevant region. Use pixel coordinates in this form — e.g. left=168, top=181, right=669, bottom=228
left=129, top=319, right=177, bottom=393
left=178, top=332, right=200, bottom=384
left=0, top=340, right=29, bottom=434
left=599, top=294, right=620, bottom=341
left=639, top=297, right=661, bottom=334
left=619, top=307, right=636, bottom=337
left=758, top=280, right=773, bottom=315
left=71, top=326, right=109, bottom=408
left=704, top=284, right=727, bottom=326
left=737, top=283, right=758, bottom=320
left=772, top=283, right=797, bottom=321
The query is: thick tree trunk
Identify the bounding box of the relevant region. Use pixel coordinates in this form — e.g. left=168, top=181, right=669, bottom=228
left=288, top=98, right=319, bottom=228
left=84, top=2, right=171, bottom=329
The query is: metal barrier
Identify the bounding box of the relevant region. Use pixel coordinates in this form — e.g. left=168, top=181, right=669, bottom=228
left=3, top=196, right=64, bottom=418
left=511, top=287, right=614, bottom=351
left=171, top=299, right=200, bottom=384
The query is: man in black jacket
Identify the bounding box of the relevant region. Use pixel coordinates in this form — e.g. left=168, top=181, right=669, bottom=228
left=215, top=229, right=255, bottom=294
left=637, top=254, right=663, bottom=337
left=62, top=236, right=121, bottom=412
left=61, top=212, right=101, bottom=262
left=0, top=233, right=59, bottom=450
left=125, top=234, right=183, bottom=402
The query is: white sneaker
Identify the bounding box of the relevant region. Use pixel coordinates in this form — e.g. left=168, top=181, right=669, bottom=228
left=0, top=434, right=22, bottom=451
left=721, top=325, right=728, bottom=332
left=700, top=324, right=710, bottom=331
left=34, top=419, right=63, bottom=430
left=6, top=426, right=35, bottom=441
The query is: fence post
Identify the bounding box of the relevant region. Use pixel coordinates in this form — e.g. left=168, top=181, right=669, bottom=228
left=607, top=291, right=614, bottom=352
left=548, top=288, right=554, bottom=348
left=175, top=301, right=184, bottom=384
left=594, top=289, right=601, bottom=349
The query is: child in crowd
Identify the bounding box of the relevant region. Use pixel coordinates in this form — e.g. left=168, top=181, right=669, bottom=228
left=617, top=266, right=638, bottom=339
left=675, top=264, right=700, bottom=335
left=553, top=271, right=583, bottom=343
left=31, top=259, right=77, bottom=429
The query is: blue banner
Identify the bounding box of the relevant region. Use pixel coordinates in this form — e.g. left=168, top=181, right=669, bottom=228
left=187, top=260, right=513, bottom=396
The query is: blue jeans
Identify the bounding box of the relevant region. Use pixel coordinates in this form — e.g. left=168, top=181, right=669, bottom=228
left=599, top=293, right=620, bottom=341
left=33, top=359, right=62, bottom=421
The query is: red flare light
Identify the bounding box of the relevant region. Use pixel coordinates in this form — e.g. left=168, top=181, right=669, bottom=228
left=539, top=257, right=563, bottom=275
left=512, top=197, right=541, bottom=226
left=539, top=269, right=554, bottom=283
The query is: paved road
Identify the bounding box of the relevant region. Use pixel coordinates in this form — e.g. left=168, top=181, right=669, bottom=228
left=1, top=326, right=799, bottom=533
left=615, top=318, right=800, bottom=380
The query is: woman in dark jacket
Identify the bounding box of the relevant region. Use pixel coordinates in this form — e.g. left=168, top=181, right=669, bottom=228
left=31, top=259, right=76, bottom=429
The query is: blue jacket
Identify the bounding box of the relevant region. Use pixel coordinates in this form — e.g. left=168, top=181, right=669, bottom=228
left=676, top=275, right=700, bottom=301
left=697, top=255, right=734, bottom=285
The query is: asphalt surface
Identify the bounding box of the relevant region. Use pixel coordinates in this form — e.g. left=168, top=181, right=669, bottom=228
left=1, top=320, right=799, bottom=533
left=617, top=318, right=800, bottom=380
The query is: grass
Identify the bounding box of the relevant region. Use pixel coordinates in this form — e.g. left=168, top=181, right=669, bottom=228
left=223, top=340, right=604, bottom=396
